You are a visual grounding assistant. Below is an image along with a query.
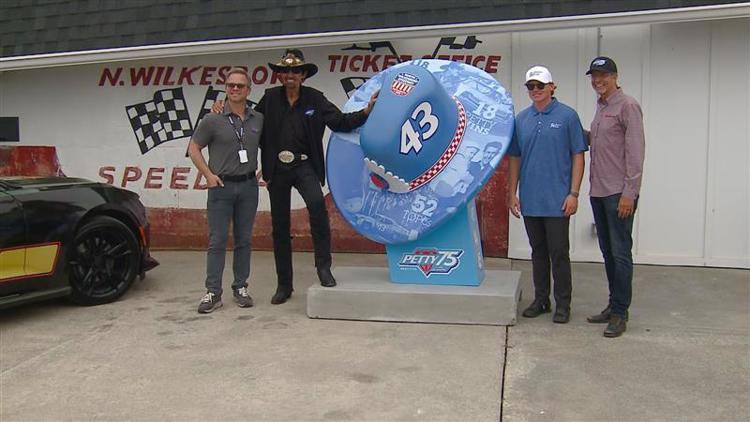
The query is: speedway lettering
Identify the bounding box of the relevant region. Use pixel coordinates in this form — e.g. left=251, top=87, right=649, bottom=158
left=98, top=166, right=266, bottom=189
left=398, top=248, right=463, bottom=276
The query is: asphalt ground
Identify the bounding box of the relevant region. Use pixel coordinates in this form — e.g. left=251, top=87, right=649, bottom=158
left=1, top=251, right=747, bottom=421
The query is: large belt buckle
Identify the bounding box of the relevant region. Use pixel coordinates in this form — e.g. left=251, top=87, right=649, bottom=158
left=278, top=150, right=294, bottom=164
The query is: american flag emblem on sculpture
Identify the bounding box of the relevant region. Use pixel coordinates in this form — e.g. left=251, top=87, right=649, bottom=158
left=391, top=72, right=419, bottom=96
left=125, top=88, right=193, bottom=154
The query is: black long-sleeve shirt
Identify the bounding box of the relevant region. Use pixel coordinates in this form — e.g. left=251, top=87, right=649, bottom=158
left=277, top=98, right=309, bottom=156
left=255, top=85, right=368, bottom=185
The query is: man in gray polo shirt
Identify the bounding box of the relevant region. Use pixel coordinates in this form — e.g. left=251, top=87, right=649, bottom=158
left=188, top=68, right=263, bottom=313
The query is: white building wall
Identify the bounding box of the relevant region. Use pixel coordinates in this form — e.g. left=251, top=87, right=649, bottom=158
left=507, top=18, right=750, bottom=268
left=0, top=16, right=747, bottom=268
left=0, top=36, right=511, bottom=211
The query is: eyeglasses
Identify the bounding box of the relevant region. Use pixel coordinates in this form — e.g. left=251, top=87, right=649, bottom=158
left=226, top=83, right=247, bottom=90
left=280, top=68, right=304, bottom=74
left=525, top=82, right=547, bottom=91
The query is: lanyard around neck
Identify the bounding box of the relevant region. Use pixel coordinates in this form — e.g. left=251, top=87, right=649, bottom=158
left=227, top=115, right=245, bottom=146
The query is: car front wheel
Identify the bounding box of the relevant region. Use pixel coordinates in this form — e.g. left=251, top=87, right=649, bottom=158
left=68, top=216, right=140, bottom=305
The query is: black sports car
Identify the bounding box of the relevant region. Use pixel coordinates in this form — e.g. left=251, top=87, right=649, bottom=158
left=0, top=176, right=158, bottom=309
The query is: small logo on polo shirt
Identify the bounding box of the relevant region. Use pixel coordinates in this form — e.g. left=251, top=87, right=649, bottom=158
left=550, top=122, right=562, bottom=129
left=305, top=109, right=315, bottom=116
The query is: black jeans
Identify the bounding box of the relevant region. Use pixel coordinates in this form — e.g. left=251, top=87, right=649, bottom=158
left=267, top=162, right=332, bottom=289
left=523, top=216, right=572, bottom=310
left=590, top=193, right=637, bottom=318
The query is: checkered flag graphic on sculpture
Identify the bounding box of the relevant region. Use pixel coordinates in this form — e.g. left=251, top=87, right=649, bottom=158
left=125, top=88, right=193, bottom=154
left=194, top=86, right=257, bottom=129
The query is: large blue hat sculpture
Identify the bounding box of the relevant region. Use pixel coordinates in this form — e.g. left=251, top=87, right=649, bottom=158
left=327, top=59, right=514, bottom=246
left=360, top=65, right=467, bottom=194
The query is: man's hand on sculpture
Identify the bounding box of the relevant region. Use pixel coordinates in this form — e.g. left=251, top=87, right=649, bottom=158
left=364, top=90, right=380, bottom=116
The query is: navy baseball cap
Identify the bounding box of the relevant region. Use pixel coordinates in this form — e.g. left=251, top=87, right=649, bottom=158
left=586, top=56, right=618, bottom=75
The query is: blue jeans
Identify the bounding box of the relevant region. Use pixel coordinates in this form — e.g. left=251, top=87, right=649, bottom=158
left=590, top=193, right=638, bottom=318
left=205, top=179, right=259, bottom=296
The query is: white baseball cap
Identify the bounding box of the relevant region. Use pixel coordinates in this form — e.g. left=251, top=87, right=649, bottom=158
left=525, top=65, right=553, bottom=84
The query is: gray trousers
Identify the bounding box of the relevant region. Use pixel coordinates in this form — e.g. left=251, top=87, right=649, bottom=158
left=205, top=179, right=259, bottom=296
left=523, top=216, right=572, bottom=310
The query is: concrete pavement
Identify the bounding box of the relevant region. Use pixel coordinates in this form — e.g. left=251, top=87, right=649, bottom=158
left=1, top=251, right=747, bottom=421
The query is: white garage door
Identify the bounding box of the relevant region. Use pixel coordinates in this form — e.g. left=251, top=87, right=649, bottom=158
left=507, top=18, right=749, bottom=269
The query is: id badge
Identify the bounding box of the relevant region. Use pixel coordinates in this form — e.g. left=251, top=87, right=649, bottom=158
left=238, top=149, right=248, bottom=163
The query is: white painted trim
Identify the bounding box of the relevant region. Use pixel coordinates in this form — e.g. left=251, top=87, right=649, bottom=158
left=1, top=4, right=748, bottom=71
left=703, top=21, right=720, bottom=266
left=632, top=24, right=650, bottom=259
left=704, top=23, right=717, bottom=264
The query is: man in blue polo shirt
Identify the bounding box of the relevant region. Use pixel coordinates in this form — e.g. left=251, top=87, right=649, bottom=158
left=508, top=65, right=587, bottom=323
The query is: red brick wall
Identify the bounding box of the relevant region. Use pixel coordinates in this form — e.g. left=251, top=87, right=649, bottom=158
left=2, top=146, right=509, bottom=257
left=0, top=146, right=65, bottom=177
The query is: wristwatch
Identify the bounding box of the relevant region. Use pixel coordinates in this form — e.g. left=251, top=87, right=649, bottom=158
left=569, top=191, right=579, bottom=198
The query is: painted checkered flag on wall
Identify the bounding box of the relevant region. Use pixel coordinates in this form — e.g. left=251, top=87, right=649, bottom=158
left=194, top=86, right=256, bottom=129
left=126, top=88, right=193, bottom=154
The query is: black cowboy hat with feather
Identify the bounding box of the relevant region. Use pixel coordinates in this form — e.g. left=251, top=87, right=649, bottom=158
left=268, top=49, right=318, bottom=79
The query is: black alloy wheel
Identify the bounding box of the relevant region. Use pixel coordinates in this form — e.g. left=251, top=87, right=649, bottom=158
left=68, top=216, right=140, bottom=305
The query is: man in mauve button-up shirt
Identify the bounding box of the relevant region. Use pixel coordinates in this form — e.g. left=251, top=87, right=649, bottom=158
left=584, top=56, right=645, bottom=338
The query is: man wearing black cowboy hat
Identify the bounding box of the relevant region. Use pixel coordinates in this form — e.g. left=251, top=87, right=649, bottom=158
left=217, top=48, right=377, bottom=304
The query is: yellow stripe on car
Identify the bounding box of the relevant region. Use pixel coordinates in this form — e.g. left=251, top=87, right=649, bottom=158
left=0, top=248, right=26, bottom=280
left=0, top=243, right=60, bottom=282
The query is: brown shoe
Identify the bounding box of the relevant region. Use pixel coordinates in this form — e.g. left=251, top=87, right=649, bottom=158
left=603, top=315, right=627, bottom=338
left=587, top=305, right=611, bottom=323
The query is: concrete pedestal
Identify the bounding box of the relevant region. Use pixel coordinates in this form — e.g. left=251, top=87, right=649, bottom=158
left=307, top=266, right=522, bottom=326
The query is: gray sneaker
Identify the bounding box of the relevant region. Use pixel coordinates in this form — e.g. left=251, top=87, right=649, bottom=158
left=198, top=292, right=222, bottom=313
left=233, top=287, right=254, bottom=308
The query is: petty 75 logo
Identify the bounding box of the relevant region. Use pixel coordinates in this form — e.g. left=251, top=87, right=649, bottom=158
left=398, top=248, right=463, bottom=277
